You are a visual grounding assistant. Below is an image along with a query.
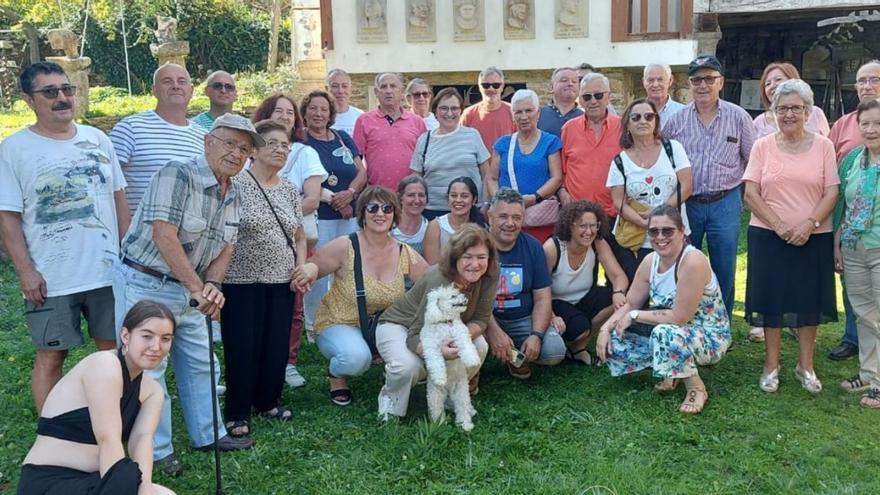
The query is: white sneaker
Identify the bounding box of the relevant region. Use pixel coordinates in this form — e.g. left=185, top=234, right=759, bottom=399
left=285, top=364, right=306, bottom=388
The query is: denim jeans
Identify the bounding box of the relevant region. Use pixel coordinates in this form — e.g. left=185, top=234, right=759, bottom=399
left=496, top=315, right=566, bottom=365
left=315, top=324, right=373, bottom=377
left=305, top=218, right=358, bottom=329
left=111, top=260, right=227, bottom=459
left=842, top=276, right=859, bottom=347
left=685, top=188, right=742, bottom=319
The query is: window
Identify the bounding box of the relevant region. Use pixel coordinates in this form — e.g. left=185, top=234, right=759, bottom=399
left=612, top=0, right=693, bottom=42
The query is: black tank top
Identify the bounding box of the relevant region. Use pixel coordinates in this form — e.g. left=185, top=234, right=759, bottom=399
left=36, top=350, right=144, bottom=444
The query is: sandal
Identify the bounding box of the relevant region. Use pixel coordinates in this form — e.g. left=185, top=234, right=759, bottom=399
left=841, top=374, right=871, bottom=393
left=225, top=419, right=250, bottom=437
left=329, top=374, right=352, bottom=406
left=861, top=388, right=880, bottom=409
left=566, top=347, right=600, bottom=366
left=679, top=388, right=708, bottom=415
left=155, top=453, right=184, bottom=477
left=654, top=378, right=680, bottom=393
left=258, top=407, right=292, bottom=421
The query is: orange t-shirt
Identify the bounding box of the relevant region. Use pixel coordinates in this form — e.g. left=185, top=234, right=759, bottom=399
left=460, top=101, right=516, bottom=151
left=742, top=134, right=839, bottom=232
left=560, top=113, right=622, bottom=217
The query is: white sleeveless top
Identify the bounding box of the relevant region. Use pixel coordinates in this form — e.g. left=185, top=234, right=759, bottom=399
left=551, top=240, right=596, bottom=304
left=437, top=214, right=456, bottom=245
left=392, top=217, right=428, bottom=256
left=649, top=245, right=718, bottom=299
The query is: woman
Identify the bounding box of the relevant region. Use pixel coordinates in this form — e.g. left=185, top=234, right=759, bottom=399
left=423, top=176, right=486, bottom=265
left=406, top=78, right=439, bottom=131
left=292, top=186, right=429, bottom=406
left=606, top=98, right=692, bottom=281
left=221, top=120, right=306, bottom=437
left=833, top=98, right=880, bottom=408
left=543, top=201, right=629, bottom=365
left=597, top=206, right=731, bottom=415
left=410, top=87, right=490, bottom=220
left=253, top=93, right=326, bottom=387
left=376, top=224, right=499, bottom=419
left=743, top=79, right=838, bottom=394
left=19, top=301, right=176, bottom=494
left=753, top=62, right=831, bottom=139
left=488, top=89, right=563, bottom=242
left=392, top=175, right=429, bottom=255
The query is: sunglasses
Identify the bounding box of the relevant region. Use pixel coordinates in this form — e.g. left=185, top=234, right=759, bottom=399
left=410, top=91, right=432, bottom=99
left=689, top=75, right=721, bottom=86
left=629, top=112, right=656, bottom=123
left=581, top=92, right=606, bottom=102
left=365, top=203, right=394, bottom=214
left=480, top=82, right=503, bottom=90
left=648, top=227, right=677, bottom=239
left=31, top=85, right=76, bottom=99
left=209, top=82, right=236, bottom=92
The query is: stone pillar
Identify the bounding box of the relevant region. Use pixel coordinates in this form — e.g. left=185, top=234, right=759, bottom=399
left=45, top=29, right=91, bottom=118
left=296, top=58, right=328, bottom=98
left=694, top=13, right=722, bottom=55
left=149, top=16, right=189, bottom=67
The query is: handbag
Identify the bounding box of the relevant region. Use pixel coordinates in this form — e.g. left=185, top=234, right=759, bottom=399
left=245, top=169, right=297, bottom=260
left=349, top=233, right=403, bottom=355
left=506, top=132, right=559, bottom=227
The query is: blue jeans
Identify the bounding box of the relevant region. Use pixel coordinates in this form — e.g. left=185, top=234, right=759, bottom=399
left=841, top=276, right=859, bottom=346
left=111, top=260, right=227, bottom=459
left=686, top=189, right=742, bottom=318
left=305, top=218, right=358, bottom=329
left=495, top=315, right=566, bottom=365
left=315, top=324, right=373, bottom=377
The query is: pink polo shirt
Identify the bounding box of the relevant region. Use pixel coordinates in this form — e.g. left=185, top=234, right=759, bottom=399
left=353, top=107, right=427, bottom=189
left=829, top=111, right=861, bottom=163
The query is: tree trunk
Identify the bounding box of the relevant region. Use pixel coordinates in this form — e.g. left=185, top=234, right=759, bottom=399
left=267, top=0, right=281, bottom=71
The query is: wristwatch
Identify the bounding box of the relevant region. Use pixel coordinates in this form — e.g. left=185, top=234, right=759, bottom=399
left=629, top=309, right=639, bottom=322
left=534, top=192, right=545, bottom=204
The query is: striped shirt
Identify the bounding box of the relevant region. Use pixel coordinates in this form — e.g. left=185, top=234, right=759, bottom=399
left=662, top=100, right=755, bottom=195
left=110, top=110, right=206, bottom=213
left=121, top=155, right=239, bottom=276
left=191, top=111, right=215, bottom=130
left=409, top=126, right=489, bottom=211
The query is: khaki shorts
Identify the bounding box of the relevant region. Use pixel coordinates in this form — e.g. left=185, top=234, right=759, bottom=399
left=23, top=286, right=116, bottom=351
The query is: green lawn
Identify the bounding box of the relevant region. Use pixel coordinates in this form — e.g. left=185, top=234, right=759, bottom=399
left=0, top=224, right=875, bottom=494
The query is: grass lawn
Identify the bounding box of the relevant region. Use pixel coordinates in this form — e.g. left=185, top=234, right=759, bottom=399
left=0, top=214, right=876, bottom=495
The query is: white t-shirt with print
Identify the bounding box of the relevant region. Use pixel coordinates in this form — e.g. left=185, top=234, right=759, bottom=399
left=0, top=125, right=127, bottom=296
left=606, top=139, right=691, bottom=249
left=279, top=142, right=328, bottom=190
left=331, top=105, right=364, bottom=137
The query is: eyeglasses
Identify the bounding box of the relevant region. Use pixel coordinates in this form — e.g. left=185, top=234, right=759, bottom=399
left=30, top=85, right=77, bottom=99
left=774, top=105, right=806, bottom=116
left=209, top=134, right=253, bottom=155
left=689, top=75, right=721, bottom=86
left=263, top=139, right=290, bottom=151
left=437, top=105, right=461, bottom=114
left=629, top=112, right=656, bottom=122
left=410, top=91, right=432, bottom=99
left=647, top=227, right=677, bottom=239
left=576, top=222, right=601, bottom=231
left=581, top=92, right=606, bottom=102
left=855, top=76, right=880, bottom=87
left=209, top=82, right=236, bottom=92
left=365, top=203, right=394, bottom=214
left=480, top=82, right=503, bottom=90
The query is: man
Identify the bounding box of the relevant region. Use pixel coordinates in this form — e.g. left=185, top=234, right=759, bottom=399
left=663, top=55, right=755, bottom=317
left=0, top=62, right=129, bottom=413
left=327, top=68, right=364, bottom=136
left=576, top=63, right=617, bottom=115
left=112, top=114, right=263, bottom=472
left=484, top=188, right=565, bottom=379
left=826, top=60, right=880, bottom=360
left=110, top=63, right=206, bottom=214
left=537, top=66, right=583, bottom=137
left=643, top=63, right=685, bottom=124
left=192, top=70, right=237, bottom=130
left=352, top=72, right=427, bottom=189
left=461, top=66, right=516, bottom=151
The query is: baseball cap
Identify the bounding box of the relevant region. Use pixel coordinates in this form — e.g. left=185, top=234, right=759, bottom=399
left=688, top=55, right=723, bottom=76
left=210, top=113, right=266, bottom=147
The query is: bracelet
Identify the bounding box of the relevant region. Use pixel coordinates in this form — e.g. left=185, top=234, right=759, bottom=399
left=613, top=289, right=625, bottom=295
left=529, top=330, right=545, bottom=342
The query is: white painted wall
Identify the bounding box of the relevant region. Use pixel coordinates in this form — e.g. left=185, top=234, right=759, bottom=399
left=695, top=0, right=880, bottom=14
left=326, top=0, right=698, bottom=74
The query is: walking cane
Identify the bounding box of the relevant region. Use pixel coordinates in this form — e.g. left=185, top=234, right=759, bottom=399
left=190, top=299, right=223, bottom=495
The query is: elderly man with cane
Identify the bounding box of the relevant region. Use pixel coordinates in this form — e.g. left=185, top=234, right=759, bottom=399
left=111, top=113, right=262, bottom=479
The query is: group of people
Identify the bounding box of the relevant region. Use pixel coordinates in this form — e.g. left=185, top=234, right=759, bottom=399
left=3, top=53, right=880, bottom=493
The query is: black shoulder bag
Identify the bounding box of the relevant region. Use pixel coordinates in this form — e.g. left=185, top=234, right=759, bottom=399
left=349, top=233, right=403, bottom=355
left=246, top=169, right=297, bottom=259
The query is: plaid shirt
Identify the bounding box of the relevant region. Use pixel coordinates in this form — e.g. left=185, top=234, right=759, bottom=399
left=120, top=155, right=239, bottom=276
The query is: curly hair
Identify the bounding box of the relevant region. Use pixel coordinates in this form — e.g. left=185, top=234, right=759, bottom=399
left=250, top=94, right=305, bottom=143
left=553, top=200, right=608, bottom=241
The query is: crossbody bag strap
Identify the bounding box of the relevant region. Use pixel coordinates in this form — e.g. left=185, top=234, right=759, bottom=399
left=420, top=131, right=431, bottom=175
left=506, top=132, right=519, bottom=190
left=349, top=233, right=369, bottom=332
left=613, top=154, right=626, bottom=215
left=245, top=169, right=296, bottom=259
left=551, top=236, right=562, bottom=273
left=662, top=138, right=681, bottom=211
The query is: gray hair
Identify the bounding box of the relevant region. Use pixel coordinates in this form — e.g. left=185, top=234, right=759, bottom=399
left=374, top=72, right=405, bottom=88
left=152, top=63, right=190, bottom=86
left=405, top=77, right=431, bottom=95
left=860, top=59, right=880, bottom=72
left=205, top=70, right=233, bottom=86
left=510, top=89, right=539, bottom=109
left=771, top=79, right=814, bottom=109
left=490, top=187, right=524, bottom=210
left=551, top=66, right=577, bottom=84
left=479, top=66, right=505, bottom=82
left=326, top=68, right=352, bottom=85
left=580, top=72, right=609, bottom=91
left=643, top=64, right=672, bottom=81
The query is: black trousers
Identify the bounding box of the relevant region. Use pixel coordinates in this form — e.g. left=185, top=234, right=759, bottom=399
left=220, top=282, right=294, bottom=421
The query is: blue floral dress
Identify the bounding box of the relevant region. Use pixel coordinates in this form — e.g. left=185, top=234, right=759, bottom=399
left=607, top=246, right=731, bottom=378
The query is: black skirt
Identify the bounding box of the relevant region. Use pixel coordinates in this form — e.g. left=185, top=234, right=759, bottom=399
left=744, top=226, right=838, bottom=328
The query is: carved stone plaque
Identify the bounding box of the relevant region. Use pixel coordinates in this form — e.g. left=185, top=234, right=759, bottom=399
left=357, top=0, right=388, bottom=43
left=504, top=0, right=535, bottom=40
left=453, top=0, right=485, bottom=42
left=555, top=0, right=588, bottom=38
left=406, top=0, right=437, bottom=43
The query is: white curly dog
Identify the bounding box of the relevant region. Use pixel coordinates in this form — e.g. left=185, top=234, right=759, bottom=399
left=420, top=285, right=481, bottom=431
